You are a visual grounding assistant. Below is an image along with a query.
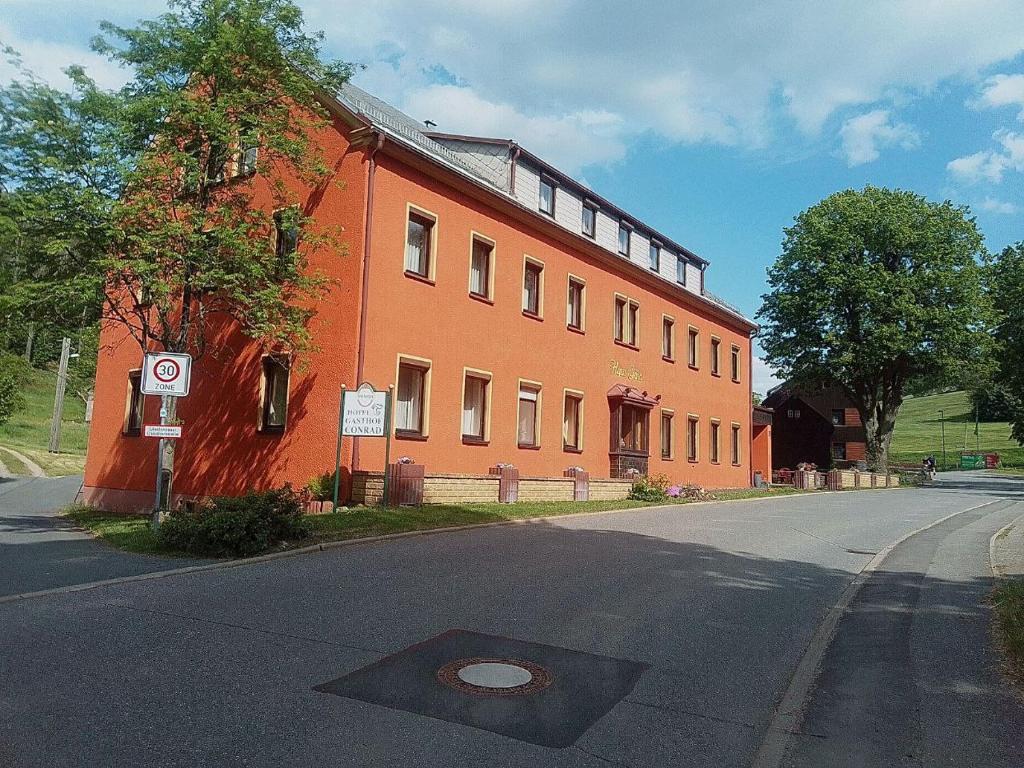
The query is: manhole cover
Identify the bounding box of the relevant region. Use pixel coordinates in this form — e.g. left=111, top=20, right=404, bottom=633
left=437, top=657, right=553, bottom=696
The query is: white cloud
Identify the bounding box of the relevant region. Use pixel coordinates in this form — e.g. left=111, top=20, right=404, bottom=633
left=981, top=197, right=1018, bottom=215
left=0, top=23, right=128, bottom=91
left=752, top=356, right=783, bottom=397
left=838, top=109, right=920, bottom=166
left=977, top=73, right=1024, bottom=119
left=948, top=130, right=1024, bottom=184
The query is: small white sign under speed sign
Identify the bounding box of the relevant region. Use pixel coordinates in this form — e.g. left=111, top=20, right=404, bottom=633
left=141, top=352, right=193, bottom=397
left=341, top=383, right=388, bottom=436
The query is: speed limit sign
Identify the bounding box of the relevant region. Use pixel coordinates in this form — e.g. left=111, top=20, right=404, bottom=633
left=141, top=352, right=192, bottom=397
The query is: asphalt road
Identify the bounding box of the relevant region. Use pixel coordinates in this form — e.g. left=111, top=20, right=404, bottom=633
left=0, top=476, right=209, bottom=597
left=1, top=473, right=1022, bottom=767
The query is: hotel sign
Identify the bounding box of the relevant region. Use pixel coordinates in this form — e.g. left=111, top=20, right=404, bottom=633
left=610, top=359, right=643, bottom=382
left=341, top=383, right=388, bottom=436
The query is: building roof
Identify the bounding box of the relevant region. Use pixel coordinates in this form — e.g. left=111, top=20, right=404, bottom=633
left=333, top=82, right=753, bottom=328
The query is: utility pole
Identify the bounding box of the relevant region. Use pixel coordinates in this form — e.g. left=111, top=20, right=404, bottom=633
left=939, top=409, right=946, bottom=472
left=975, top=403, right=980, bottom=455
left=48, top=337, right=72, bottom=453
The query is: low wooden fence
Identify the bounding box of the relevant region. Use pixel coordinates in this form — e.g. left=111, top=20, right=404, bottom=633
left=774, top=468, right=900, bottom=490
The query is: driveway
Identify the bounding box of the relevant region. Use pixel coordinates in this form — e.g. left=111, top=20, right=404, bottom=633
left=0, top=474, right=1022, bottom=767
left=0, top=476, right=208, bottom=598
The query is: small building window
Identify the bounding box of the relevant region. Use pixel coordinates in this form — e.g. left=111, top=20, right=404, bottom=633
left=649, top=242, right=660, bottom=271
left=523, top=259, right=544, bottom=317
left=618, top=222, right=631, bottom=256
left=688, top=327, right=700, bottom=368
left=614, top=296, right=639, bottom=347
left=396, top=361, right=429, bottom=436
left=787, top=408, right=801, bottom=419
left=711, top=338, right=721, bottom=376
left=273, top=209, right=299, bottom=263
left=461, top=373, right=490, bottom=443
left=563, top=392, right=583, bottom=451
left=237, top=139, right=258, bottom=176
left=469, top=236, right=493, bottom=300
left=831, top=409, right=845, bottom=426
left=731, top=345, right=741, bottom=382
left=676, top=256, right=686, bottom=285
left=661, top=411, right=673, bottom=459
left=518, top=384, right=541, bottom=448
left=832, top=443, right=847, bottom=461
left=710, top=420, right=721, bottom=464
left=260, top=357, right=290, bottom=433
left=124, top=371, right=144, bottom=436
left=582, top=203, right=597, bottom=238
left=539, top=177, right=556, bottom=216
left=662, top=317, right=674, bottom=360
left=731, top=424, right=741, bottom=465
left=405, top=210, right=434, bottom=278
left=567, top=277, right=585, bottom=331
left=618, top=404, right=648, bottom=453
left=687, top=415, right=699, bottom=462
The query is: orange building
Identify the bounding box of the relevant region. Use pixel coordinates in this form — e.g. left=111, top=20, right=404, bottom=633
left=83, top=84, right=770, bottom=512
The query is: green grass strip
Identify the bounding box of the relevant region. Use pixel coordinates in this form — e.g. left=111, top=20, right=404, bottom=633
left=992, top=580, right=1024, bottom=686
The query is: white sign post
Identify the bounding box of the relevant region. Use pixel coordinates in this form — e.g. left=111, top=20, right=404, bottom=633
left=334, top=382, right=394, bottom=508
left=141, top=352, right=193, bottom=524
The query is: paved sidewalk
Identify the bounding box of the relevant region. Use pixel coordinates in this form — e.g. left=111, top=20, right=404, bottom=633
left=991, top=510, right=1024, bottom=579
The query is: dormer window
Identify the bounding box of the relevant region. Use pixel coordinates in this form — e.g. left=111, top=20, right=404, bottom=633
left=618, top=222, right=631, bottom=256
left=539, top=176, right=556, bottom=216
left=649, top=241, right=661, bottom=271
left=582, top=202, right=597, bottom=238
left=676, top=255, right=687, bottom=285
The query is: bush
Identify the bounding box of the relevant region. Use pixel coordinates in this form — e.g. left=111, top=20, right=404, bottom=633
left=304, top=470, right=337, bottom=501
left=667, top=484, right=717, bottom=501
left=629, top=473, right=671, bottom=502
left=0, top=353, right=30, bottom=425
left=158, top=486, right=311, bottom=557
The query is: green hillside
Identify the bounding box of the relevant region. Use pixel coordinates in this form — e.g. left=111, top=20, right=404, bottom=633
left=891, top=390, right=1022, bottom=469
left=0, top=367, right=90, bottom=476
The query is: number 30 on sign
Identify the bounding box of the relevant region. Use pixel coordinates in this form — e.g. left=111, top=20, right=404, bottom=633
left=141, top=352, right=193, bottom=397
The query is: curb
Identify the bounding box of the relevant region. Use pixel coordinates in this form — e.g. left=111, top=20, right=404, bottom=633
left=749, top=497, right=1009, bottom=768
left=989, top=512, right=1024, bottom=580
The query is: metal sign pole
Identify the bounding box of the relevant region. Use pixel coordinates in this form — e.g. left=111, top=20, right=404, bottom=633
left=381, top=385, right=394, bottom=506
left=332, top=386, right=346, bottom=511
left=152, top=393, right=169, bottom=527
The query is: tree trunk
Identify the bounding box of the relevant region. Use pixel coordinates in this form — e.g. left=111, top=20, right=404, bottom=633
left=862, top=408, right=897, bottom=473
left=23, top=322, right=35, bottom=363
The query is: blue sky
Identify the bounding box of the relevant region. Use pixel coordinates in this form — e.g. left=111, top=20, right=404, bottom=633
left=3, top=0, right=1024, bottom=392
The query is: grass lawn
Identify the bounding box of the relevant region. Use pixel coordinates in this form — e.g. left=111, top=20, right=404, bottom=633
left=890, top=390, right=1023, bottom=469
left=0, top=367, right=89, bottom=476
left=991, top=580, right=1024, bottom=686
left=67, top=487, right=807, bottom=558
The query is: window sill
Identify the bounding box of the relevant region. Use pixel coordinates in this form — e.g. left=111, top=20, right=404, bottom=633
left=468, top=292, right=494, bottom=306
left=404, top=270, right=435, bottom=286
left=732, top=462, right=741, bottom=467
left=662, top=355, right=675, bottom=363
left=731, top=378, right=741, bottom=384
left=688, top=364, right=700, bottom=371
left=258, top=425, right=286, bottom=435
left=687, top=458, right=699, bottom=464
left=710, top=460, right=721, bottom=466
left=661, top=456, right=674, bottom=461
left=610, top=449, right=649, bottom=458
left=461, top=436, right=489, bottom=446
left=649, top=265, right=660, bottom=272
left=563, top=445, right=583, bottom=454
left=614, top=340, right=639, bottom=352
left=124, top=430, right=140, bottom=438
left=522, top=310, right=543, bottom=322
left=583, top=231, right=596, bottom=240
left=539, top=208, right=555, bottom=218
left=711, top=371, right=721, bottom=378
left=395, top=431, right=428, bottom=442
left=518, top=443, right=541, bottom=450
left=567, top=325, right=585, bottom=336
left=618, top=251, right=630, bottom=258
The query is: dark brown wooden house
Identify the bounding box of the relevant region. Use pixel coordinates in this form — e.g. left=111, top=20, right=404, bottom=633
left=762, top=382, right=866, bottom=469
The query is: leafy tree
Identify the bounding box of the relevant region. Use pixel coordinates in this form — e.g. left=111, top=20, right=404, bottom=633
left=0, top=353, right=29, bottom=425
left=758, top=186, right=991, bottom=471
left=987, top=243, right=1024, bottom=442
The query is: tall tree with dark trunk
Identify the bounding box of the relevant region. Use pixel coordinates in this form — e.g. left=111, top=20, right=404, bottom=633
left=758, top=186, right=991, bottom=471
left=987, top=243, right=1024, bottom=443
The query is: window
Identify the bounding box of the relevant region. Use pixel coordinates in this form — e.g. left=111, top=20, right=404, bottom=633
left=661, top=411, right=674, bottom=459
left=518, top=384, right=541, bottom=447
left=563, top=391, right=583, bottom=451
left=731, top=345, right=741, bottom=382
left=710, top=420, right=721, bottom=463
left=711, top=337, right=721, bottom=376
left=731, top=424, right=741, bottom=465
left=273, top=209, right=298, bottom=263
left=618, top=222, right=631, bottom=256
left=687, top=416, right=699, bottom=462
left=405, top=210, right=434, bottom=278
left=688, top=327, right=699, bottom=368
left=787, top=408, right=802, bottom=419
left=461, top=373, right=490, bottom=443
left=832, top=443, right=847, bottom=461
left=124, top=371, right=144, bottom=436
left=523, top=259, right=544, bottom=317
left=831, top=409, right=845, bottom=426
left=469, top=236, right=493, bottom=300
left=539, top=176, right=556, bottom=216
left=614, top=296, right=639, bottom=347
left=567, top=277, right=585, bottom=331
left=396, top=361, right=428, bottom=436
left=237, top=139, right=258, bottom=176
left=582, top=203, right=597, bottom=238
left=676, top=255, right=687, bottom=286
left=260, top=357, right=289, bottom=433
left=649, top=242, right=661, bottom=271
left=618, top=404, right=648, bottom=453
left=662, top=317, right=675, bottom=360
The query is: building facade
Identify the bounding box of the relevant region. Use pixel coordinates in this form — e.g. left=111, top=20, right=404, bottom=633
left=82, top=83, right=765, bottom=511
left=762, top=383, right=866, bottom=470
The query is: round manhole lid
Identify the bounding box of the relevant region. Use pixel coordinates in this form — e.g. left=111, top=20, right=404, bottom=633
left=437, top=657, right=553, bottom=696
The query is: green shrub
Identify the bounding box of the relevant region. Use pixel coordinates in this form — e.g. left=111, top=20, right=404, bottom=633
left=158, top=486, right=311, bottom=557
left=0, top=353, right=30, bottom=426
left=304, top=470, right=337, bottom=501
left=629, top=473, right=671, bottom=502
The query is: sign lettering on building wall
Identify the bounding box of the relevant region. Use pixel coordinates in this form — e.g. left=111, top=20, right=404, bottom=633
left=609, top=360, right=643, bottom=382
left=341, top=383, right=388, bottom=436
